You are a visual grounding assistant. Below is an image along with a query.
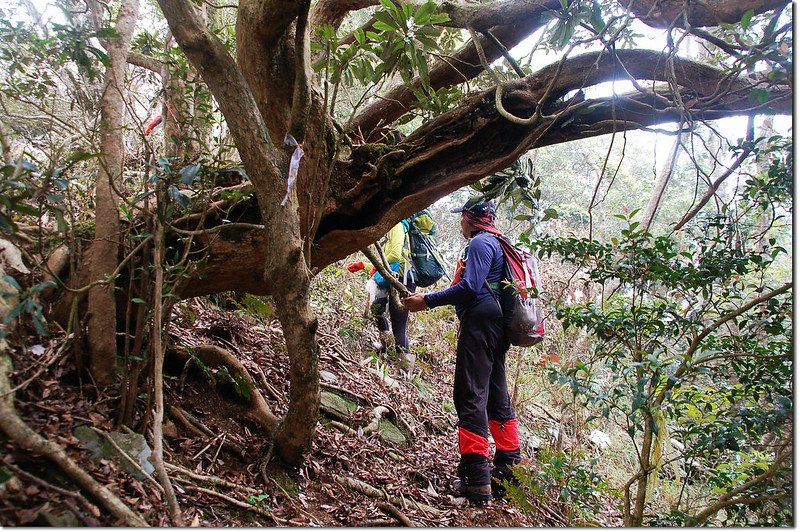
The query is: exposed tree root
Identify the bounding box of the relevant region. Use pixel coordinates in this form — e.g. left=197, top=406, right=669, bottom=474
left=328, top=420, right=358, bottom=436
left=173, top=344, right=278, bottom=431
left=357, top=518, right=396, bottom=526
left=362, top=406, right=390, bottom=436
left=168, top=405, right=247, bottom=458
left=320, top=381, right=369, bottom=404
left=165, top=462, right=258, bottom=494
left=152, top=220, right=184, bottom=527
left=377, top=501, right=415, bottom=526
left=0, top=355, right=148, bottom=527
left=334, top=475, right=439, bottom=516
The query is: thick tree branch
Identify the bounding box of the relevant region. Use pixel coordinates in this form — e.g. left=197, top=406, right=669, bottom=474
left=349, top=0, right=562, bottom=136
left=311, top=0, right=377, bottom=29
left=440, top=0, right=563, bottom=31
left=623, top=0, right=789, bottom=29
left=157, top=0, right=282, bottom=184
left=362, top=244, right=409, bottom=311
left=289, top=0, right=313, bottom=142
left=127, top=51, right=164, bottom=73
left=652, top=281, right=792, bottom=406
left=690, top=437, right=792, bottom=524
left=244, top=0, right=306, bottom=47
left=313, top=48, right=790, bottom=262
left=164, top=44, right=790, bottom=297
left=690, top=282, right=792, bottom=356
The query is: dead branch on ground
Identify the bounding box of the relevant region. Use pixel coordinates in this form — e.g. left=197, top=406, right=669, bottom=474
left=377, top=501, right=415, bottom=526
left=334, top=475, right=440, bottom=515
left=168, top=405, right=247, bottom=458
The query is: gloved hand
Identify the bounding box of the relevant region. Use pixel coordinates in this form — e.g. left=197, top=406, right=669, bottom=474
left=346, top=261, right=365, bottom=273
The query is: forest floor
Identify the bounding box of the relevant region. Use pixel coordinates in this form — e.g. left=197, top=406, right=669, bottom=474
left=0, top=291, right=580, bottom=527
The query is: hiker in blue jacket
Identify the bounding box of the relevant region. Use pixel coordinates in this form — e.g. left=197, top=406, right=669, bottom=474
left=402, top=199, right=521, bottom=502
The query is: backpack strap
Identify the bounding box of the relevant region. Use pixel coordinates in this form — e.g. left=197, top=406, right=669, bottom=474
left=484, top=280, right=502, bottom=310
left=400, top=218, right=414, bottom=285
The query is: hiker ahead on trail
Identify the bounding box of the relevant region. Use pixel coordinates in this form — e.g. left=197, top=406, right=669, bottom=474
left=402, top=199, right=521, bottom=503
left=345, top=211, right=446, bottom=372
left=346, top=221, right=416, bottom=361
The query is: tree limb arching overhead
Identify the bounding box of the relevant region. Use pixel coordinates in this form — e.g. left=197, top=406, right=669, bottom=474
left=624, top=0, right=790, bottom=29
left=313, top=44, right=790, bottom=267
left=168, top=41, right=789, bottom=298
left=348, top=0, right=563, bottom=137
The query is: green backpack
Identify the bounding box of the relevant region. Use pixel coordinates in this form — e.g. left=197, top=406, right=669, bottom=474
left=402, top=210, right=447, bottom=288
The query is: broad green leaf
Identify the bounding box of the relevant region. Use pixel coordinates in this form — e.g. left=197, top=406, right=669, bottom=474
left=589, top=0, right=605, bottom=32
left=354, top=28, right=366, bottom=46
left=372, top=20, right=396, bottom=33
left=0, top=213, right=14, bottom=232
left=2, top=275, right=21, bottom=291
left=414, top=1, right=435, bottom=24
left=741, top=9, right=754, bottom=30
left=179, top=163, right=201, bottom=184
left=416, top=48, right=429, bottom=87
left=543, top=208, right=558, bottom=220
left=401, top=2, right=413, bottom=23
left=167, top=185, right=189, bottom=208
left=11, top=203, right=38, bottom=216
left=416, top=35, right=439, bottom=50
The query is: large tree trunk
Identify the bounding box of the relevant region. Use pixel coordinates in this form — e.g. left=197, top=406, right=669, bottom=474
left=86, top=0, right=140, bottom=386
left=156, top=0, right=329, bottom=464
left=273, top=270, right=320, bottom=465
left=626, top=0, right=788, bottom=28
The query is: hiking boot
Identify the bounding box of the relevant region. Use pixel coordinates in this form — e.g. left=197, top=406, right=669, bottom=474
left=492, top=459, right=530, bottom=499
left=451, top=478, right=492, bottom=503
left=490, top=476, right=509, bottom=499
left=370, top=340, right=386, bottom=354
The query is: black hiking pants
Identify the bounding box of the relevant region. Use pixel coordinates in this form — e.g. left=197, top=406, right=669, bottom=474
left=454, top=298, right=520, bottom=486
left=375, top=281, right=416, bottom=351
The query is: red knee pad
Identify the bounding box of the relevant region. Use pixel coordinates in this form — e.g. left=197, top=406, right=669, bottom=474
left=489, top=418, right=520, bottom=451
left=458, top=427, right=490, bottom=457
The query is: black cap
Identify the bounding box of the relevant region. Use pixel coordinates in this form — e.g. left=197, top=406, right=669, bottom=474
left=451, top=199, right=496, bottom=216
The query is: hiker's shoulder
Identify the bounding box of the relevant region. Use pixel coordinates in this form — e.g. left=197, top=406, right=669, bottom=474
left=473, top=231, right=500, bottom=246
left=470, top=232, right=501, bottom=254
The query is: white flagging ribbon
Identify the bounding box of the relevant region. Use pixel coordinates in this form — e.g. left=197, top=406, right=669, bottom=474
left=282, top=134, right=304, bottom=206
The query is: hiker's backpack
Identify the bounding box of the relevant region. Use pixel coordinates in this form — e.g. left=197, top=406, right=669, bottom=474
left=490, top=237, right=545, bottom=347
left=403, top=210, right=447, bottom=288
